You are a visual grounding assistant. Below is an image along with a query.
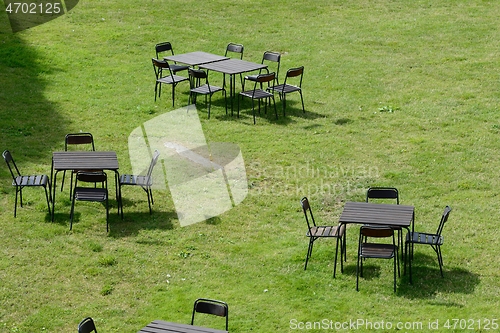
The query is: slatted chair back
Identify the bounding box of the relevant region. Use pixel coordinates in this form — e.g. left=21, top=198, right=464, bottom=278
left=191, top=298, right=228, bottom=331
left=300, top=196, right=316, bottom=231
left=435, top=205, right=452, bottom=237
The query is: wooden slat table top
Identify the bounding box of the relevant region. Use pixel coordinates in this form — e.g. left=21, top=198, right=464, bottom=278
left=339, top=201, right=414, bottom=228
left=138, top=320, right=228, bottom=333
left=52, top=151, right=119, bottom=171
left=164, top=52, right=229, bottom=66
left=200, top=58, right=267, bottom=75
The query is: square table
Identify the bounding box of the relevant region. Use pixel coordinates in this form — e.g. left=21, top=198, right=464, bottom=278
left=164, top=51, right=229, bottom=66
left=200, top=58, right=268, bottom=115
left=338, top=201, right=415, bottom=281
left=51, top=151, right=120, bottom=221
left=137, top=320, right=228, bottom=333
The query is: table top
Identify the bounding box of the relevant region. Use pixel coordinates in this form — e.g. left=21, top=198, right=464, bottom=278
left=52, top=151, right=119, bottom=171
left=339, top=201, right=414, bottom=228
left=200, top=58, right=267, bottom=75
left=137, top=320, right=228, bottom=333
left=164, top=51, right=229, bottom=66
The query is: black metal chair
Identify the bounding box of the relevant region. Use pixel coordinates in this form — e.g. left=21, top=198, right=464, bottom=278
left=151, top=58, right=189, bottom=107
left=2, top=150, right=51, bottom=217
left=191, top=298, right=228, bottom=331
left=155, top=41, right=189, bottom=74
left=300, top=197, right=346, bottom=277
left=238, top=72, right=277, bottom=124
left=61, top=133, right=95, bottom=197
left=78, top=317, right=98, bottom=333
left=224, top=42, right=244, bottom=90
left=188, top=68, right=227, bottom=119
left=405, top=206, right=452, bottom=281
left=118, top=150, right=160, bottom=219
left=365, top=187, right=401, bottom=258
left=70, top=171, right=109, bottom=232
left=357, top=225, right=399, bottom=292
left=244, top=51, right=281, bottom=85
left=267, top=66, right=305, bottom=116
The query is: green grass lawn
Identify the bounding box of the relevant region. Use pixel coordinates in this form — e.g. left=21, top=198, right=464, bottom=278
left=1, top=0, right=500, bottom=332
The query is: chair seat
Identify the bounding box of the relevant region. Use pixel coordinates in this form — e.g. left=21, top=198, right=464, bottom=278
left=191, top=84, right=224, bottom=95
left=74, top=187, right=107, bottom=202
left=268, top=84, right=301, bottom=94
left=406, top=231, right=443, bottom=245
left=240, top=89, right=273, bottom=100
left=307, top=225, right=344, bottom=237
left=120, top=174, right=151, bottom=187
left=13, top=175, right=49, bottom=187
left=360, top=243, right=396, bottom=259
left=157, top=74, right=188, bottom=84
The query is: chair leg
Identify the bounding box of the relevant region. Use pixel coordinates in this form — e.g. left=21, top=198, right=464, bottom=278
left=14, top=187, right=19, bottom=217
left=106, top=196, right=109, bottom=232
left=304, top=238, right=314, bottom=270
left=44, top=186, right=51, bottom=217
left=356, top=253, right=361, bottom=291
left=299, top=90, right=305, bottom=112
left=171, top=84, right=175, bottom=107
left=436, top=245, right=444, bottom=277
left=69, top=198, right=75, bottom=231
left=393, top=254, right=397, bottom=293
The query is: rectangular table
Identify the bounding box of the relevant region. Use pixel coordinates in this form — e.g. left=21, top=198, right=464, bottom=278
left=164, top=51, right=229, bottom=66
left=51, top=151, right=120, bottom=221
left=137, top=320, right=228, bottom=333
left=338, top=201, right=415, bottom=281
left=200, top=58, right=267, bottom=115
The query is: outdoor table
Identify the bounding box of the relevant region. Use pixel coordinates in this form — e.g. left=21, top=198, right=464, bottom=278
left=137, top=320, right=228, bottom=333
left=199, top=58, right=268, bottom=115
left=164, top=51, right=229, bottom=66
left=50, top=151, right=119, bottom=221
left=338, top=201, right=415, bottom=281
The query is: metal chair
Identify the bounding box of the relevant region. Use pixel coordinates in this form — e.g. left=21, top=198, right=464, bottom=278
left=245, top=51, right=281, bottom=85
left=357, top=225, right=399, bottom=292
left=61, top=133, right=95, bottom=197
left=267, top=66, right=305, bottom=116
left=405, top=206, right=452, bottom=282
left=78, top=317, right=98, bottom=333
left=188, top=68, right=227, bottom=119
left=300, top=197, right=346, bottom=277
left=191, top=298, right=228, bottom=331
left=118, top=150, right=160, bottom=219
left=238, top=72, right=277, bottom=124
left=224, top=42, right=244, bottom=90
left=155, top=41, right=189, bottom=74
left=70, top=171, right=109, bottom=232
left=365, top=187, right=401, bottom=258
left=151, top=58, right=189, bottom=107
left=2, top=150, right=51, bottom=217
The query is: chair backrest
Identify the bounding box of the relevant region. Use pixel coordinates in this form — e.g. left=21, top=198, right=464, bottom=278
left=65, top=133, right=95, bottom=151
left=255, top=72, right=276, bottom=85
left=300, top=197, right=317, bottom=230
left=155, top=41, right=174, bottom=58
left=191, top=298, right=228, bottom=331
left=76, top=171, right=107, bottom=186
left=283, top=66, right=304, bottom=88
left=2, top=150, right=21, bottom=181
left=366, top=187, right=399, bottom=204
left=152, top=58, right=173, bottom=79
left=225, top=43, right=244, bottom=59
left=435, top=206, right=452, bottom=236
left=262, top=51, right=281, bottom=83
left=146, top=150, right=160, bottom=180
left=189, top=68, right=208, bottom=88
left=78, top=317, right=97, bottom=333
left=360, top=225, right=395, bottom=239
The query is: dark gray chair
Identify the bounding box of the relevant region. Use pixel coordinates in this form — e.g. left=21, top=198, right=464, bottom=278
left=2, top=150, right=51, bottom=217
left=118, top=150, right=160, bottom=218
left=301, top=197, right=346, bottom=277
left=191, top=298, right=228, bottom=331
left=238, top=72, right=277, bottom=124
left=357, top=225, right=399, bottom=292
left=245, top=51, right=281, bottom=85
left=152, top=58, right=189, bottom=107
left=70, top=171, right=108, bottom=232
left=188, top=68, right=227, bottom=119
left=405, top=206, right=452, bottom=282
left=267, top=66, right=305, bottom=116
left=61, top=132, right=95, bottom=198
